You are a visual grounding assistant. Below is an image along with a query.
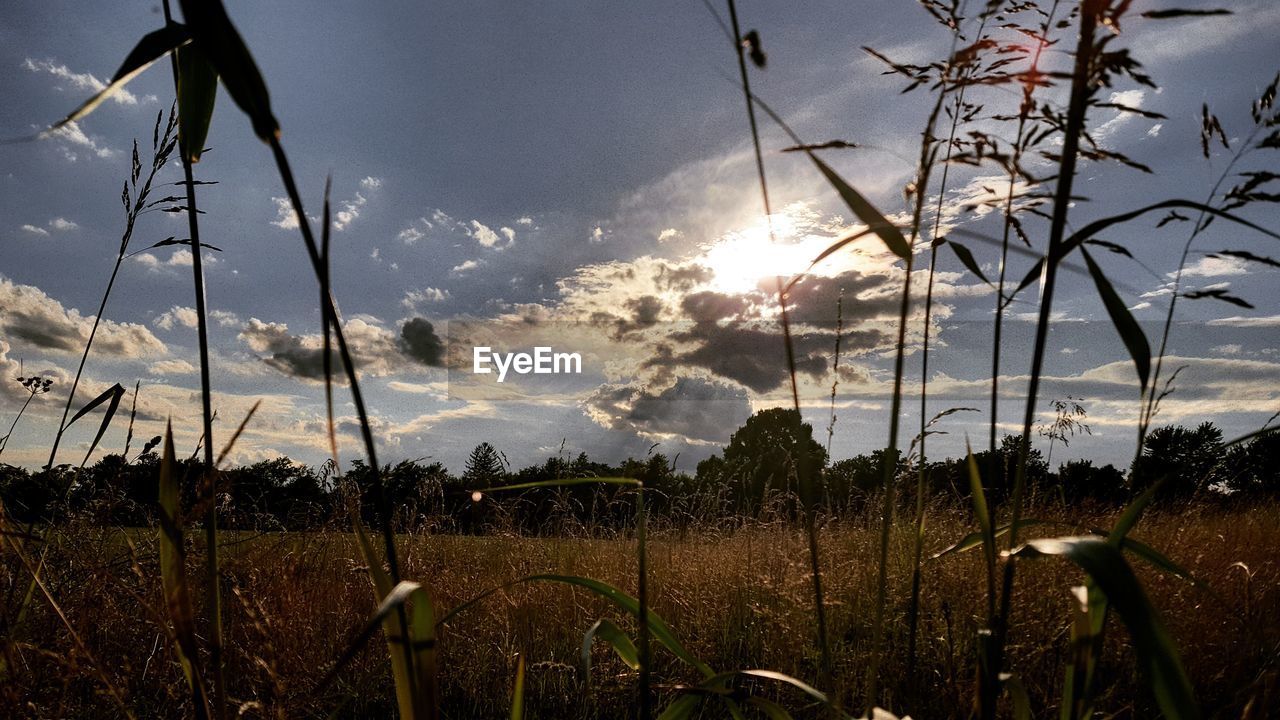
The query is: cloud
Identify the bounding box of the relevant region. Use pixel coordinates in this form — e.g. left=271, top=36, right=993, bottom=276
left=330, top=190, right=371, bottom=229
left=0, top=277, right=166, bottom=358
left=451, top=259, right=480, bottom=274
left=500, top=226, right=516, bottom=244
left=154, top=306, right=199, bottom=331
left=45, top=121, right=114, bottom=160
left=270, top=197, right=300, bottom=229
left=585, top=376, right=753, bottom=444
left=591, top=226, right=605, bottom=243
left=1174, top=255, right=1249, bottom=279
left=470, top=220, right=501, bottom=248
left=1131, top=3, right=1280, bottom=66
left=148, top=359, right=196, bottom=375
left=1207, top=315, right=1280, bottom=328
left=333, top=193, right=368, bottom=231
left=657, top=228, right=681, bottom=242
left=240, top=317, right=393, bottom=381
left=22, top=218, right=77, bottom=235
left=398, top=318, right=446, bottom=367
left=387, top=380, right=448, bottom=397
left=398, top=225, right=425, bottom=244
left=134, top=248, right=218, bottom=273
left=360, top=176, right=383, bottom=190
left=238, top=315, right=441, bottom=381
left=516, top=217, right=533, bottom=225
left=22, top=58, right=150, bottom=106
left=402, top=287, right=450, bottom=309
left=1093, top=90, right=1148, bottom=142
left=210, top=310, right=241, bottom=328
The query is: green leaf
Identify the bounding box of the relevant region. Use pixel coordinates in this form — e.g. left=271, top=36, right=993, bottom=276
left=931, top=519, right=1063, bottom=560
left=510, top=652, right=525, bottom=720
left=176, top=42, right=218, bottom=163
left=657, top=694, right=702, bottom=720
left=1082, top=247, right=1150, bottom=392
left=966, top=442, right=996, bottom=576
left=532, top=574, right=711, bottom=677
left=53, top=24, right=192, bottom=130
left=946, top=239, right=990, bottom=284
left=1012, top=537, right=1200, bottom=720
left=178, top=0, right=279, bottom=141
left=316, top=579, right=436, bottom=720
left=1001, top=672, right=1032, bottom=720
left=1057, top=200, right=1280, bottom=265
left=807, top=154, right=912, bottom=260
left=746, top=696, right=795, bottom=720
left=439, top=574, right=712, bottom=678
left=583, top=618, right=641, bottom=684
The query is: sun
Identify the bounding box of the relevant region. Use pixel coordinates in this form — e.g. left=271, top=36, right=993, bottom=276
left=700, top=212, right=809, bottom=294
left=698, top=207, right=874, bottom=295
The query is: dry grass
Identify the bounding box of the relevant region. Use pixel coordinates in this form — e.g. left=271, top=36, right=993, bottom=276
left=3, top=502, right=1276, bottom=718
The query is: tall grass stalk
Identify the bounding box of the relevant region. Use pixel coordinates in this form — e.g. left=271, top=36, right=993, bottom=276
left=991, top=2, right=1101, bottom=716
left=907, top=3, right=992, bottom=680
left=990, top=0, right=1061, bottom=456
left=723, top=0, right=833, bottom=692
left=161, top=2, right=224, bottom=711
left=41, top=112, right=176, bottom=473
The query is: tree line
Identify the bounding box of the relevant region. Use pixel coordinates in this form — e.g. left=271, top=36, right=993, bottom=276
left=2, top=408, right=1276, bottom=533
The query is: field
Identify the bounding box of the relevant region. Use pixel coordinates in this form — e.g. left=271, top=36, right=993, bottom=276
left=4, top=502, right=1276, bottom=718
left=4, top=0, right=1280, bottom=718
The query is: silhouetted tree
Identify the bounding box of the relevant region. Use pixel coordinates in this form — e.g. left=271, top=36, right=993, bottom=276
left=1133, top=422, right=1224, bottom=499
left=463, top=442, right=505, bottom=489
left=721, top=408, right=827, bottom=516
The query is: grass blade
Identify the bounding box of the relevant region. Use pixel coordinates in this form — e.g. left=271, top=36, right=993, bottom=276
left=64, top=382, right=125, bottom=467
left=583, top=618, right=641, bottom=680
left=1011, top=537, right=1200, bottom=720
left=807, top=154, right=912, bottom=260
left=52, top=24, right=191, bottom=130
left=510, top=652, right=526, bottom=720
left=946, top=239, right=991, bottom=284
left=158, top=422, right=210, bottom=718
left=1081, top=247, right=1151, bottom=392
left=175, top=42, right=218, bottom=163
left=177, top=0, right=279, bottom=141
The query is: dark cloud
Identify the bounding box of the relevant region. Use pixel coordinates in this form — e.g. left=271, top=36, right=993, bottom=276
left=643, top=320, right=886, bottom=394
left=399, top=317, right=445, bottom=366
left=239, top=319, right=332, bottom=381
left=785, top=269, right=900, bottom=323
left=654, top=262, right=713, bottom=292
left=586, top=376, right=752, bottom=443
left=627, top=295, right=664, bottom=326
left=680, top=291, right=749, bottom=323
left=0, top=277, right=167, bottom=358
left=239, top=317, right=407, bottom=381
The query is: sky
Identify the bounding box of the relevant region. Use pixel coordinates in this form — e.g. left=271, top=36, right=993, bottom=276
left=1, top=0, right=1278, bottom=474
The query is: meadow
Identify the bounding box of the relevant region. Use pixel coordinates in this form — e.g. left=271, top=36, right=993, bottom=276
left=3, top=503, right=1277, bottom=718
left=3, top=0, right=1280, bottom=718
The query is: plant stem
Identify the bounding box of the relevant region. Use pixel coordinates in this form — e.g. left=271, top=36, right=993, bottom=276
left=988, top=3, right=1100, bottom=717
left=725, top=0, right=833, bottom=695
left=0, top=389, right=37, bottom=460
left=636, top=484, right=650, bottom=720
left=161, top=3, right=223, bottom=711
